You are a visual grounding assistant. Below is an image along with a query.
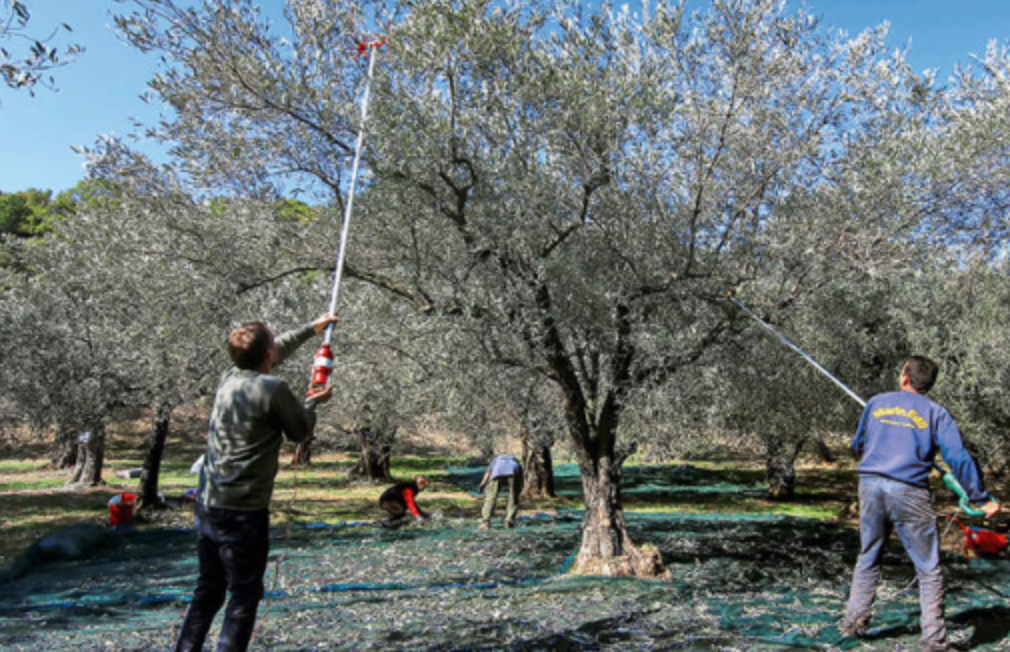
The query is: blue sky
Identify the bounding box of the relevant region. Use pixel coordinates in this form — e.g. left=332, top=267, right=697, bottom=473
left=2, top=0, right=1009, bottom=193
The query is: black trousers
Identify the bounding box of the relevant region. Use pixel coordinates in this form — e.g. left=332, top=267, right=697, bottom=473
left=380, top=498, right=408, bottom=521
left=175, top=503, right=270, bottom=652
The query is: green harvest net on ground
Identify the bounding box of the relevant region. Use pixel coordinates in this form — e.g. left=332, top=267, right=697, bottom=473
left=446, top=463, right=769, bottom=500
left=2, top=466, right=1009, bottom=651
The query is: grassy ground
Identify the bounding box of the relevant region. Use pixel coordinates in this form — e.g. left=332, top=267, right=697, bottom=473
left=0, top=426, right=861, bottom=570
left=0, top=451, right=489, bottom=566
left=5, top=438, right=987, bottom=578
left=0, top=407, right=934, bottom=570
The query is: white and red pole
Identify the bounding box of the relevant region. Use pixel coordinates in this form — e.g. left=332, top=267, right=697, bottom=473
left=311, top=36, right=386, bottom=390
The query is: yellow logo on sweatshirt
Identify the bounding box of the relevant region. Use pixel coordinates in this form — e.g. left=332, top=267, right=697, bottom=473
left=873, top=406, right=928, bottom=429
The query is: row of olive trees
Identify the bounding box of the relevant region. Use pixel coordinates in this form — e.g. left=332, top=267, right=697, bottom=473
left=0, top=170, right=249, bottom=491
left=107, top=0, right=1010, bottom=576
left=0, top=158, right=476, bottom=498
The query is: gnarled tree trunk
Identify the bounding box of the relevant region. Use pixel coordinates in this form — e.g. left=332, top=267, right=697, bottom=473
left=138, top=403, right=173, bottom=510
left=51, top=425, right=78, bottom=470
left=69, top=421, right=106, bottom=487
left=521, top=441, right=555, bottom=499
left=763, top=431, right=805, bottom=500
left=573, top=444, right=665, bottom=578
left=519, top=414, right=556, bottom=499
left=348, top=423, right=394, bottom=483
left=560, top=386, right=665, bottom=578
left=539, top=285, right=669, bottom=578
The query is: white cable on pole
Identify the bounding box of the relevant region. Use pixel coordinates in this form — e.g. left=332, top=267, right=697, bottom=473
left=323, top=40, right=382, bottom=345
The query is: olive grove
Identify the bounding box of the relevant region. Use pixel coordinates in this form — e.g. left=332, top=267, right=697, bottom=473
left=2, top=0, right=1006, bottom=577
left=103, top=0, right=992, bottom=576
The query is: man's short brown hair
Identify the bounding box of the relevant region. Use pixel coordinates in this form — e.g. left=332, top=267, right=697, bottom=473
left=228, top=321, right=274, bottom=370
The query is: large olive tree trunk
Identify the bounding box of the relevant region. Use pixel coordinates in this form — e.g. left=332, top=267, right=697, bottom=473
left=348, top=425, right=393, bottom=483
left=571, top=431, right=665, bottom=577
left=554, top=368, right=665, bottom=577
left=68, top=421, right=105, bottom=487
left=346, top=405, right=396, bottom=482
left=520, top=414, right=556, bottom=499
left=539, top=288, right=671, bottom=578
left=51, top=425, right=79, bottom=470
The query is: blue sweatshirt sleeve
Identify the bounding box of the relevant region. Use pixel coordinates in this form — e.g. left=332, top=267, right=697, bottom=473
left=851, top=405, right=870, bottom=455
left=936, top=409, right=991, bottom=504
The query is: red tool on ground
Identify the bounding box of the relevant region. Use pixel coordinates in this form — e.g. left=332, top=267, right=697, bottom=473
left=949, top=515, right=1009, bottom=559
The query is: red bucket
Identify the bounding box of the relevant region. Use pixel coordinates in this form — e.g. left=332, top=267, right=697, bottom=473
left=109, top=492, right=136, bottom=526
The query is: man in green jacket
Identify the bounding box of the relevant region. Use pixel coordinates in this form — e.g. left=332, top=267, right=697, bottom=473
left=175, top=314, right=337, bottom=652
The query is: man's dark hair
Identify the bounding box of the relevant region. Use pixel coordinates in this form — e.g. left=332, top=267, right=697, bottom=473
left=904, top=356, right=939, bottom=394
left=228, top=321, right=274, bottom=370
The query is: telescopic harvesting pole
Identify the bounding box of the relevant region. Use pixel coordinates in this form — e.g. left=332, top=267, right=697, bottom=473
left=307, top=37, right=386, bottom=392
left=726, top=293, right=866, bottom=408
left=322, top=38, right=383, bottom=345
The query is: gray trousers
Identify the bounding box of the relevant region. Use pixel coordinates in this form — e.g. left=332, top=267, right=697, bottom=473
left=481, top=475, right=520, bottom=525
left=844, top=475, right=946, bottom=650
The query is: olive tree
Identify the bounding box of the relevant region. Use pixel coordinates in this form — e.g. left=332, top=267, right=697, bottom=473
left=436, top=359, right=564, bottom=499
left=881, top=42, right=1010, bottom=477
left=318, top=282, right=446, bottom=479
left=711, top=284, right=910, bottom=498
left=0, top=206, right=138, bottom=486
left=895, top=260, right=1010, bottom=478
left=366, top=0, right=931, bottom=574
left=0, top=148, right=335, bottom=492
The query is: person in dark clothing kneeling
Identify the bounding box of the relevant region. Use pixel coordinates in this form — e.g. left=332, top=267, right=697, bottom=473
left=379, top=475, right=429, bottom=527
left=175, top=314, right=337, bottom=652
left=841, top=356, right=1000, bottom=652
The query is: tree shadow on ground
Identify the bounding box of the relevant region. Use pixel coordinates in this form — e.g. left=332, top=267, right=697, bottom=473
left=950, top=605, right=1010, bottom=647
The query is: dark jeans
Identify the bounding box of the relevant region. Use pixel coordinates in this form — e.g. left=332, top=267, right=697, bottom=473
left=844, top=474, right=945, bottom=650
left=175, top=504, right=270, bottom=652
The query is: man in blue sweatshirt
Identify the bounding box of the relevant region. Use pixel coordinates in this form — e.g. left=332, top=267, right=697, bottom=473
left=841, top=356, right=1000, bottom=651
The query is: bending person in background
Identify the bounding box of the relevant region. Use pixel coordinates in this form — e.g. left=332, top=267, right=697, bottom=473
left=175, top=314, right=338, bottom=652
left=379, top=475, right=429, bottom=527
left=841, top=356, right=1000, bottom=652
left=478, top=453, right=523, bottom=530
